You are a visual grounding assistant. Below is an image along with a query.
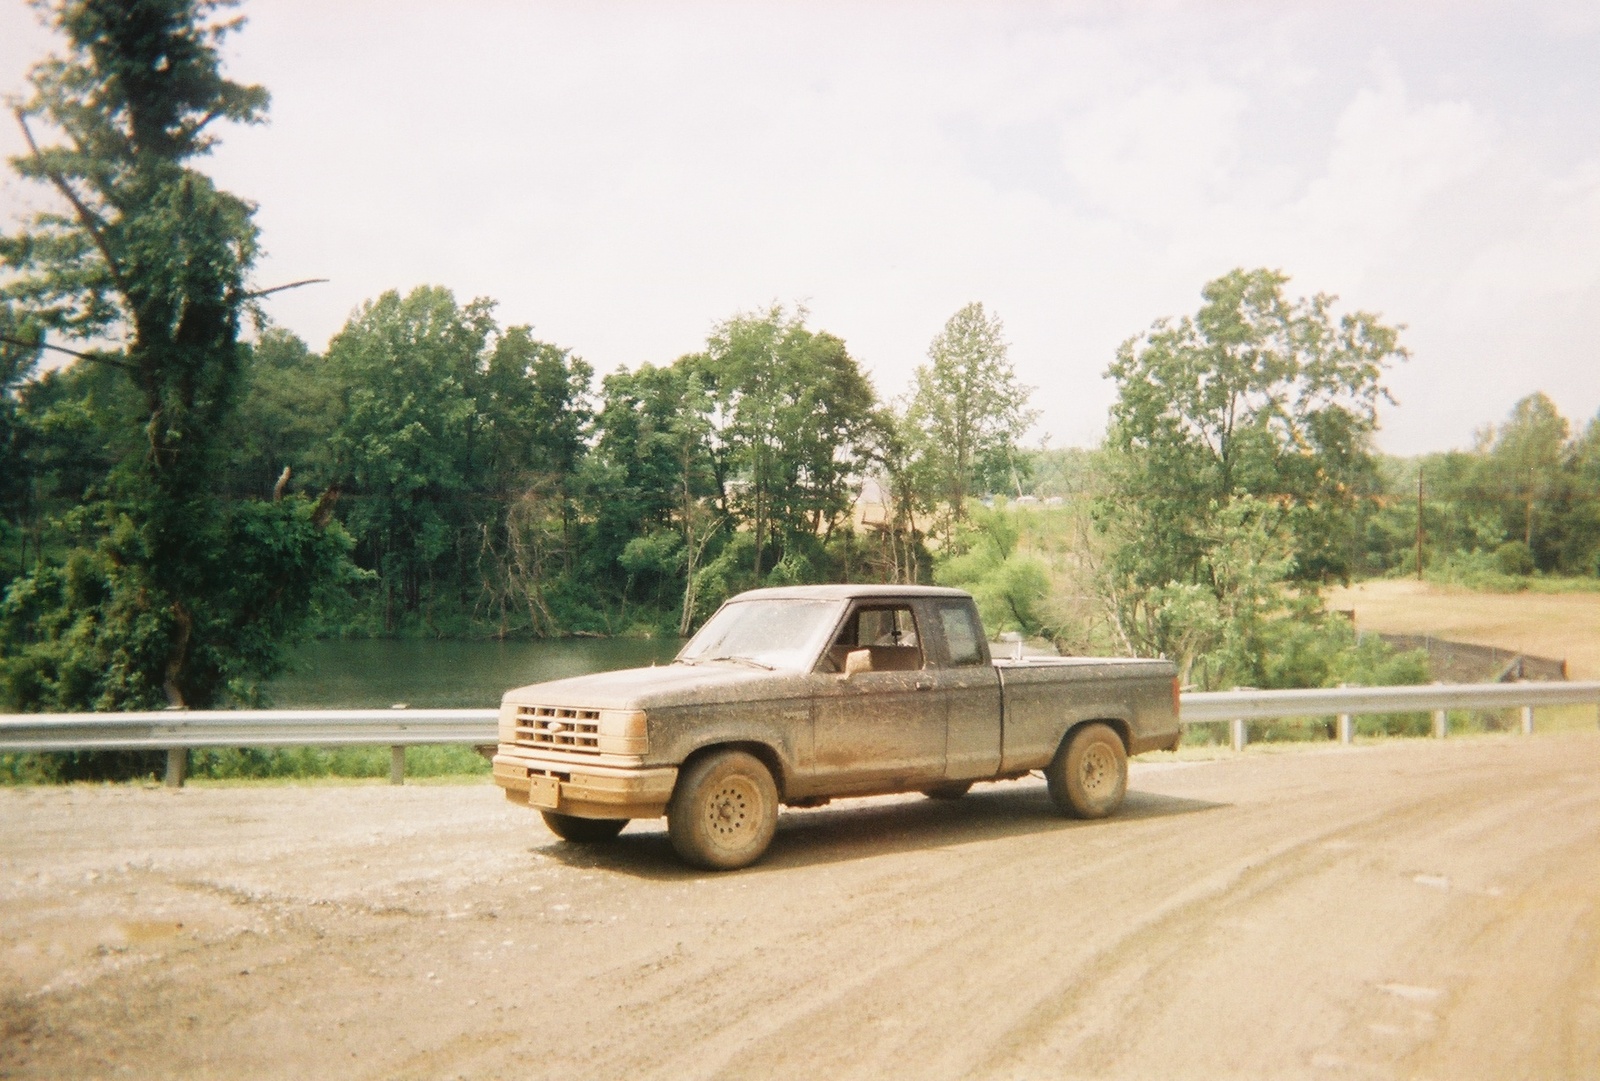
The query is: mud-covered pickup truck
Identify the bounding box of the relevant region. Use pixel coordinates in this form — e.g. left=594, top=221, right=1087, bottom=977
left=493, top=584, right=1180, bottom=869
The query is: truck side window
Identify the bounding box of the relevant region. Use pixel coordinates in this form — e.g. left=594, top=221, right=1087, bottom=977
left=938, top=603, right=984, bottom=667
left=824, top=605, right=924, bottom=672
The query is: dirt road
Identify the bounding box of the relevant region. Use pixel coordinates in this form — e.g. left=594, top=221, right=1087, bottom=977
left=3, top=733, right=1597, bottom=1080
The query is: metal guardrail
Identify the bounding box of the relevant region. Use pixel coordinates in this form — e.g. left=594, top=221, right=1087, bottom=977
left=2, top=680, right=1597, bottom=784
left=0, top=708, right=498, bottom=787
left=0, top=708, right=499, bottom=752
left=1182, top=681, right=1600, bottom=751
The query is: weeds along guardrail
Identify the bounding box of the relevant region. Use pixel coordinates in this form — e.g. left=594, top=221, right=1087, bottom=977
left=2, top=681, right=1598, bottom=786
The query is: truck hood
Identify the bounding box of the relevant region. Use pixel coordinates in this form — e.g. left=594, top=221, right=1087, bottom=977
left=501, top=660, right=801, bottom=712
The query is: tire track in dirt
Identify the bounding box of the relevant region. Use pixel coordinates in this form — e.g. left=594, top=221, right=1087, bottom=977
left=1, top=735, right=1595, bottom=1080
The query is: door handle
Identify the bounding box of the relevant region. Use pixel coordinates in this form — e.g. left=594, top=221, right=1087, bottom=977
left=914, top=678, right=934, bottom=691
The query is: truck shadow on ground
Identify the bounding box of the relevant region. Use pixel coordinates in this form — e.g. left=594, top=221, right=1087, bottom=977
left=535, top=780, right=1226, bottom=880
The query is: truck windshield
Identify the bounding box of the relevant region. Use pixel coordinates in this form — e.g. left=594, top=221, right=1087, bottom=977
left=677, top=599, right=841, bottom=671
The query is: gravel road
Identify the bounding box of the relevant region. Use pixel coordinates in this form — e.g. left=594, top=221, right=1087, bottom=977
left=3, top=732, right=1597, bottom=1080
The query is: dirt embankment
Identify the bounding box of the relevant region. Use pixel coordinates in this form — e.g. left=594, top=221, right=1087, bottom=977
left=3, top=733, right=1598, bottom=1080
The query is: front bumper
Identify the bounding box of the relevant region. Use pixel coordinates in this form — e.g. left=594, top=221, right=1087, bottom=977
left=492, top=750, right=678, bottom=820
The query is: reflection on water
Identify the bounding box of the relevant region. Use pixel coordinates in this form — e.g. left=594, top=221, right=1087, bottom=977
left=264, top=638, right=684, bottom=709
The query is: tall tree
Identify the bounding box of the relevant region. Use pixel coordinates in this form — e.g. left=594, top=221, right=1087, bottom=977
left=1104, top=268, right=1403, bottom=587
left=1098, top=269, right=1405, bottom=685
left=701, top=305, right=876, bottom=580
left=323, top=286, right=495, bottom=632
left=1485, top=392, right=1569, bottom=557
left=0, top=0, right=350, bottom=710
left=905, top=302, right=1035, bottom=539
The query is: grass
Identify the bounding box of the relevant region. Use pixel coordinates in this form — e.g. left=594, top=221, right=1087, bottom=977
left=1325, top=579, right=1600, bottom=679
left=1, top=743, right=492, bottom=785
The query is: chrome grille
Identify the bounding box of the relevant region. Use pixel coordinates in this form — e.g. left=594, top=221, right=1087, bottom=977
left=514, top=705, right=602, bottom=755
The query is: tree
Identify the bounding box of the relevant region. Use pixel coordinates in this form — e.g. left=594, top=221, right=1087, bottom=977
left=584, top=359, right=721, bottom=632
left=1104, top=268, right=1404, bottom=587
left=0, top=0, right=350, bottom=710
left=1484, top=392, right=1569, bottom=561
left=1559, top=413, right=1600, bottom=575
left=1098, top=269, right=1407, bottom=687
left=700, top=305, right=877, bottom=580
left=1, top=305, right=45, bottom=578
left=220, top=328, right=340, bottom=501
left=323, top=286, right=495, bottom=632
left=905, top=302, right=1035, bottom=539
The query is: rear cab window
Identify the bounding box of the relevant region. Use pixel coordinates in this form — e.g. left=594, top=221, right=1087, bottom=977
left=934, top=601, right=986, bottom=667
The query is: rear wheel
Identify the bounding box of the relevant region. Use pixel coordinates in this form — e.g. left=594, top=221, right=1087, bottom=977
left=922, top=781, right=973, bottom=800
left=540, top=811, right=627, bottom=843
left=667, top=750, right=779, bottom=870
left=1045, top=723, right=1127, bottom=818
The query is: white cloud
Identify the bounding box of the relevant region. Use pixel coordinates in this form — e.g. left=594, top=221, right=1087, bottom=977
left=1, top=1, right=1597, bottom=450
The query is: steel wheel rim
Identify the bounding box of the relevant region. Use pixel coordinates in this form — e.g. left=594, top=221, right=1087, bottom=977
left=704, top=775, right=761, bottom=848
left=1080, top=743, right=1117, bottom=799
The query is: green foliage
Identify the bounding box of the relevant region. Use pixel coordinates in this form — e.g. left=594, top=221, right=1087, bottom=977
left=1104, top=268, right=1403, bottom=588
left=1096, top=269, right=1417, bottom=689
left=1257, top=615, right=1429, bottom=691
left=932, top=506, right=1051, bottom=636
left=1352, top=398, right=1600, bottom=580
left=699, top=304, right=878, bottom=578
left=904, top=302, right=1036, bottom=538
left=0, top=0, right=355, bottom=710
left=1, top=496, right=354, bottom=710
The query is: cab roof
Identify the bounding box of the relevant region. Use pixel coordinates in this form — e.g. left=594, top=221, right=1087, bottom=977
left=727, top=584, right=972, bottom=602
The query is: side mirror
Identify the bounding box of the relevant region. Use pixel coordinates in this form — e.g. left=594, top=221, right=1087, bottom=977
left=843, top=649, right=873, bottom=679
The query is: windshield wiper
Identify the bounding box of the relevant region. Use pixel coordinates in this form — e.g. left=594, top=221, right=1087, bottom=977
left=704, top=655, right=776, bottom=670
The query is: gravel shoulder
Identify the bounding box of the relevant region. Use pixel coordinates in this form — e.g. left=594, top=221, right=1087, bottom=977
left=3, top=732, right=1598, bottom=1080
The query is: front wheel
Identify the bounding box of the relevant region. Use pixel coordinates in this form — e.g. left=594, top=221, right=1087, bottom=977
left=667, top=750, right=779, bottom=870
left=540, top=811, right=627, bottom=843
left=1045, top=723, right=1127, bottom=819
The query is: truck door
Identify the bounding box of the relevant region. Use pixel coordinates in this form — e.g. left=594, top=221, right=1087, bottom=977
left=809, top=601, right=947, bottom=792
left=923, top=598, right=1002, bottom=780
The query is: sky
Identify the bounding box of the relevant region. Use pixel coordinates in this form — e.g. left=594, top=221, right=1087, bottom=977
left=2, top=1, right=1598, bottom=455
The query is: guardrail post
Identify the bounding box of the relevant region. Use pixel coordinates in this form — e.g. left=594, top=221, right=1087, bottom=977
left=390, top=745, right=405, bottom=785
left=1521, top=705, right=1534, bottom=736
left=1230, top=717, right=1247, bottom=752
left=164, top=747, right=187, bottom=788
left=1432, top=709, right=1448, bottom=739
left=1336, top=682, right=1353, bottom=744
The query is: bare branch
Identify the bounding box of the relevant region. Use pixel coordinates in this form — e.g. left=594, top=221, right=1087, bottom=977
left=179, top=104, right=226, bottom=144
left=0, top=333, right=134, bottom=371
left=244, top=278, right=329, bottom=300
left=13, top=107, right=127, bottom=296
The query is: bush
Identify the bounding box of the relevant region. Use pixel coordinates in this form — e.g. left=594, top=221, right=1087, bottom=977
left=1495, top=540, right=1536, bottom=576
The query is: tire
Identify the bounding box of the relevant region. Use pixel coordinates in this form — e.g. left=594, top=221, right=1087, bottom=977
left=922, top=781, right=973, bottom=800
left=540, top=811, right=627, bottom=843
left=667, top=750, right=779, bottom=871
left=1045, top=723, right=1127, bottom=819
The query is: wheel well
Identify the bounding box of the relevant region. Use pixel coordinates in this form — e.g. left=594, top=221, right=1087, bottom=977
left=679, top=741, right=788, bottom=800
left=1062, top=718, right=1131, bottom=756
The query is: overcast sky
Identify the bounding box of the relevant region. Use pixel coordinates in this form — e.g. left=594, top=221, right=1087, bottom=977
left=3, top=1, right=1598, bottom=454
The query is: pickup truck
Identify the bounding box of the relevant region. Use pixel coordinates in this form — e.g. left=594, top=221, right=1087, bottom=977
left=492, top=584, right=1180, bottom=869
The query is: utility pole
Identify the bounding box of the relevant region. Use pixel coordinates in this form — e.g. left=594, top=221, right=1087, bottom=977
left=1415, top=465, right=1424, bottom=581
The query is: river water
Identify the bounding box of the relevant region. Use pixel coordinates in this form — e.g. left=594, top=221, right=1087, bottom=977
left=264, top=638, right=684, bottom=709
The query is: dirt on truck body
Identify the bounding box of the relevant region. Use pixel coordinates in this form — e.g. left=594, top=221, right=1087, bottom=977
left=493, top=584, right=1180, bottom=868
